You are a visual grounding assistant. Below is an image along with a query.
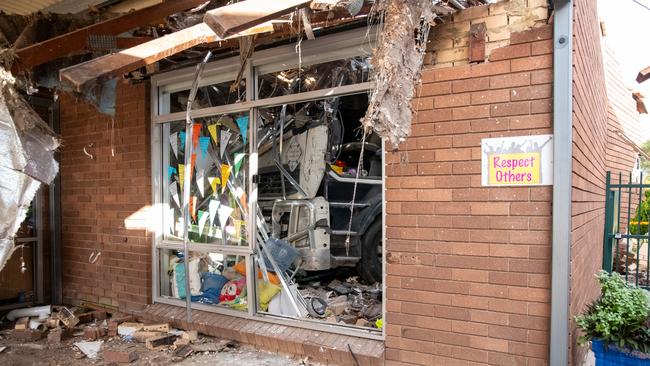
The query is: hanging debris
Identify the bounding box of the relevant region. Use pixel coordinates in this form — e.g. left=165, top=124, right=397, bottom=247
left=0, top=67, right=60, bottom=271
left=361, top=0, right=436, bottom=149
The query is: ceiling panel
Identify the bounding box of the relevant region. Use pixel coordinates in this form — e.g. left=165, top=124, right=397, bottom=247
left=0, top=0, right=106, bottom=14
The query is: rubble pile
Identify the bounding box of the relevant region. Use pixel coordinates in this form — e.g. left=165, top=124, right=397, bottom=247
left=300, top=277, right=383, bottom=328
left=0, top=305, right=239, bottom=363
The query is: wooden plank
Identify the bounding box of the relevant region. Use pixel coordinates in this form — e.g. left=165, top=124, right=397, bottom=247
left=12, top=0, right=208, bottom=73
left=59, top=22, right=274, bottom=92
left=637, top=66, right=650, bottom=83
left=203, top=0, right=312, bottom=38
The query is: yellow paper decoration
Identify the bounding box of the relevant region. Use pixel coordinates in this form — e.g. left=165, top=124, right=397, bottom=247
left=208, top=177, right=221, bottom=194
left=208, top=124, right=218, bottom=144
left=221, top=164, right=231, bottom=193
left=179, top=164, right=185, bottom=192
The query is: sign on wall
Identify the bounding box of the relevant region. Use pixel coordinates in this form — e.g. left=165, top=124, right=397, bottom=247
left=481, top=134, right=553, bottom=186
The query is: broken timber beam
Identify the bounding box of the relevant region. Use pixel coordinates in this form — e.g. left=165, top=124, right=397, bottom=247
left=59, top=22, right=273, bottom=92
left=203, top=0, right=312, bottom=38
left=637, top=66, right=650, bottom=83
left=12, top=0, right=209, bottom=73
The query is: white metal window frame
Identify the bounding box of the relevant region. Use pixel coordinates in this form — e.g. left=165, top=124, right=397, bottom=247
left=150, top=27, right=385, bottom=340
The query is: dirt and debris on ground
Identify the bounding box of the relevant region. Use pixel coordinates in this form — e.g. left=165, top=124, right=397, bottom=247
left=0, top=306, right=324, bottom=366
left=298, top=275, right=382, bottom=328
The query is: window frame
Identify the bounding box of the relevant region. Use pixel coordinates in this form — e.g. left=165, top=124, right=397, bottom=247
left=150, top=27, right=384, bottom=339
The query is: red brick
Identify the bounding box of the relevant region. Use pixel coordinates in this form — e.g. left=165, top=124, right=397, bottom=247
left=452, top=77, right=490, bottom=93
left=435, top=93, right=471, bottom=108
left=103, top=348, right=139, bottom=363
left=452, top=105, right=490, bottom=120
left=511, top=54, right=552, bottom=72
left=490, top=72, right=531, bottom=89
left=489, top=43, right=531, bottom=61
left=490, top=101, right=531, bottom=117
left=471, top=89, right=511, bottom=105
left=510, top=26, right=553, bottom=44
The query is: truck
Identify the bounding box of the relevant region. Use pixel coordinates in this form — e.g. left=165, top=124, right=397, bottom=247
left=256, top=93, right=383, bottom=284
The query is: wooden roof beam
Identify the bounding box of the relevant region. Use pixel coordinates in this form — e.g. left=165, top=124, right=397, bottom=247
left=203, top=0, right=312, bottom=38
left=12, top=0, right=210, bottom=73
left=59, top=22, right=274, bottom=92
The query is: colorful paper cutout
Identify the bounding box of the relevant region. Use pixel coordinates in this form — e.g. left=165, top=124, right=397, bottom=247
left=169, top=181, right=180, bottom=208
left=234, top=153, right=245, bottom=177
left=168, top=166, right=177, bottom=180
left=208, top=177, right=220, bottom=194
left=220, top=130, right=232, bottom=158
left=236, top=116, right=249, bottom=144
left=208, top=124, right=218, bottom=144
left=221, top=164, right=231, bottom=193
left=191, top=123, right=201, bottom=149
left=198, top=210, right=209, bottom=235
left=197, top=168, right=205, bottom=197
left=189, top=196, right=197, bottom=221
left=170, top=132, right=178, bottom=158
left=179, top=131, right=186, bottom=149
left=217, top=204, right=234, bottom=229
left=209, top=199, right=219, bottom=226
left=179, top=164, right=185, bottom=191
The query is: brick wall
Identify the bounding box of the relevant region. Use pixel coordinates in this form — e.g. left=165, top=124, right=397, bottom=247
left=569, top=0, right=609, bottom=364
left=426, top=0, right=548, bottom=68
left=59, top=81, right=152, bottom=313
left=384, top=8, right=553, bottom=363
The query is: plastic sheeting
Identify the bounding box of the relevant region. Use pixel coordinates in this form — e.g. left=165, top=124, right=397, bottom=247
left=0, top=67, right=60, bottom=271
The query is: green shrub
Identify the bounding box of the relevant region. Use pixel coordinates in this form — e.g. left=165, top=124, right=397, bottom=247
left=630, top=190, right=650, bottom=235
left=576, top=271, right=650, bottom=352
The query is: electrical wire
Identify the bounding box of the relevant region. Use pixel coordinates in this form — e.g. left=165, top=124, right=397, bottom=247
left=633, top=0, right=650, bottom=11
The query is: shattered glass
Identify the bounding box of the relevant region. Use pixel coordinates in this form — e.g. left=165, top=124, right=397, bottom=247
left=158, top=249, right=248, bottom=311
left=168, top=80, right=245, bottom=113
left=257, top=56, right=372, bottom=99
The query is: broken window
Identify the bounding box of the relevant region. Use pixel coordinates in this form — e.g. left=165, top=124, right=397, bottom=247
left=257, top=56, right=371, bottom=99
left=152, top=29, right=383, bottom=334
left=158, top=249, right=249, bottom=312
left=167, top=80, right=245, bottom=114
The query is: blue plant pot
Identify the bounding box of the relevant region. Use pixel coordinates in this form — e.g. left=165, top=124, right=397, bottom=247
left=592, top=339, right=650, bottom=365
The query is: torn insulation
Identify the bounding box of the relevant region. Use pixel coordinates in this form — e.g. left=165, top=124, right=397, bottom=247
left=361, top=0, right=436, bottom=149
left=0, top=67, right=60, bottom=271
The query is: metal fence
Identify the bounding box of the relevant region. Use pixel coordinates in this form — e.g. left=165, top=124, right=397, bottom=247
left=603, top=171, right=650, bottom=287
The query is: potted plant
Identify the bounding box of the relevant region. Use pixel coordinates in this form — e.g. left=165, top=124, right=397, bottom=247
left=576, top=271, right=650, bottom=365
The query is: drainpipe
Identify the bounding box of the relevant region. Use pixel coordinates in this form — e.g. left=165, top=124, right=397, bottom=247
left=550, top=0, right=573, bottom=365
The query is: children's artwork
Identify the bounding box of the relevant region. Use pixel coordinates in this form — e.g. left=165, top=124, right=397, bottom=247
left=170, top=132, right=178, bottom=158
left=198, top=210, right=209, bottom=235
left=236, top=116, right=249, bottom=144
left=234, top=186, right=245, bottom=199
left=169, top=181, right=180, bottom=208
left=217, top=204, right=234, bottom=228
left=179, top=131, right=186, bottom=149
left=221, top=164, right=231, bottom=193
left=209, top=199, right=219, bottom=226
left=189, top=196, right=197, bottom=221
left=178, top=164, right=185, bottom=191
left=167, top=166, right=177, bottom=181
left=234, top=153, right=245, bottom=177
left=208, top=123, right=218, bottom=144
left=191, top=123, right=201, bottom=149
left=208, top=177, right=220, bottom=195
left=220, top=130, right=232, bottom=158
left=198, top=137, right=210, bottom=163
left=196, top=168, right=205, bottom=197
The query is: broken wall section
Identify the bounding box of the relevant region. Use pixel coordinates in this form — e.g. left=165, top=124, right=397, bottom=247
left=59, top=81, right=152, bottom=312
left=424, top=0, right=549, bottom=69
